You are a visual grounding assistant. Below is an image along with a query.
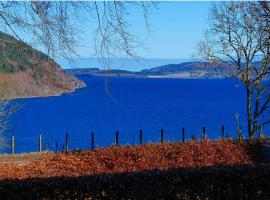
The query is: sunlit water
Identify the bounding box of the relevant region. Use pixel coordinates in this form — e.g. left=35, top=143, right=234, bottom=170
left=6, top=76, right=259, bottom=153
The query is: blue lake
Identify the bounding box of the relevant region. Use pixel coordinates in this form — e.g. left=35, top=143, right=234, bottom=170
left=7, top=76, right=255, bottom=153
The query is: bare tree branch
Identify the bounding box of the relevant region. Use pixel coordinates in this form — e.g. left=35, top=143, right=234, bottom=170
left=198, top=2, right=270, bottom=138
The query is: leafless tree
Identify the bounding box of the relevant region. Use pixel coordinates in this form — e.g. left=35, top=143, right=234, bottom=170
left=0, top=1, right=154, bottom=60
left=254, top=1, right=270, bottom=33
left=198, top=2, right=270, bottom=139
left=0, top=1, right=155, bottom=145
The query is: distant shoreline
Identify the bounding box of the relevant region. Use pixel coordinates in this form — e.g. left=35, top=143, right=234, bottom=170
left=145, top=74, right=226, bottom=79
left=65, top=61, right=231, bottom=79
left=76, top=73, right=229, bottom=79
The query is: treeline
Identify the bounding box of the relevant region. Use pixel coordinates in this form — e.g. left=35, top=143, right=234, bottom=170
left=0, top=31, right=50, bottom=73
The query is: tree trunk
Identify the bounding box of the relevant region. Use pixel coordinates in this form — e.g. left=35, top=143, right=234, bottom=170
left=246, top=86, right=254, bottom=139
left=252, top=88, right=261, bottom=137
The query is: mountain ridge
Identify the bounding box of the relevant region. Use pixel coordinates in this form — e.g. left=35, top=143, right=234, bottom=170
left=66, top=61, right=231, bottom=78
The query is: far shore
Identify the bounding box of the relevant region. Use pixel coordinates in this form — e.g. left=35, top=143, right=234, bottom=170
left=145, top=75, right=226, bottom=79
left=74, top=72, right=229, bottom=79
left=80, top=74, right=229, bottom=79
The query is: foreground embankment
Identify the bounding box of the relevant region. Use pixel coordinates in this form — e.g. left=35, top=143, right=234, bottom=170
left=0, top=140, right=268, bottom=199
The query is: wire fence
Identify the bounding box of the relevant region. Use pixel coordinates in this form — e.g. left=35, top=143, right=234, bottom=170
left=0, top=125, right=241, bottom=156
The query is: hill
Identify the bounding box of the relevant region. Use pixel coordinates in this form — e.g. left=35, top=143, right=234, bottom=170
left=138, top=62, right=231, bottom=78
left=66, top=68, right=139, bottom=77
left=140, top=62, right=202, bottom=75
left=0, top=31, right=85, bottom=99
left=67, top=61, right=231, bottom=78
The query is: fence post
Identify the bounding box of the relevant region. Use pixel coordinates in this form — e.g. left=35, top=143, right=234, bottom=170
left=45, top=143, right=48, bottom=151
left=91, top=131, right=95, bottom=150
left=139, top=129, right=143, bottom=145
left=55, top=142, right=58, bottom=153
left=115, top=130, right=119, bottom=146
left=11, top=135, right=14, bottom=155
left=161, top=128, right=164, bottom=144
left=39, top=134, right=42, bottom=152
left=203, top=127, right=206, bottom=141
left=182, top=128, right=185, bottom=143
left=222, top=125, right=225, bottom=140
left=65, top=132, right=69, bottom=152
left=238, top=126, right=243, bottom=142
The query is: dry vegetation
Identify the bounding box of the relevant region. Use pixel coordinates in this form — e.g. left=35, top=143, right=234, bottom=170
left=0, top=140, right=252, bottom=180
left=0, top=140, right=269, bottom=199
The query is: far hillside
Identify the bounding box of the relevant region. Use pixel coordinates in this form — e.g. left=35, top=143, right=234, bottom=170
left=67, top=61, right=231, bottom=78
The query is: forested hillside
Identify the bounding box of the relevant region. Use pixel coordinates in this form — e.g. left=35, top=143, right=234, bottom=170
left=0, top=31, right=85, bottom=99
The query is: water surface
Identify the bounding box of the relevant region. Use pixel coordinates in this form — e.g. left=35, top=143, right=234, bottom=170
left=8, top=77, right=251, bottom=153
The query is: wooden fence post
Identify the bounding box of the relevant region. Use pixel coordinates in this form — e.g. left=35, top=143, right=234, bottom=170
left=238, top=126, right=243, bottom=142
left=11, top=135, right=14, bottom=155
left=55, top=142, right=58, bottom=153
left=115, top=130, right=119, bottom=146
left=39, top=134, right=42, bottom=152
left=182, top=128, right=185, bottom=143
left=139, top=129, right=142, bottom=145
left=65, top=132, right=69, bottom=152
left=222, top=125, right=225, bottom=140
left=91, top=131, right=95, bottom=150
left=203, top=127, right=206, bottom=141
left=161, top=128, right=164, bottom=144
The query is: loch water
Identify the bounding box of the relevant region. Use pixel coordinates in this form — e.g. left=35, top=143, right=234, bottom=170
left=8, top=76, right=255, bottom=153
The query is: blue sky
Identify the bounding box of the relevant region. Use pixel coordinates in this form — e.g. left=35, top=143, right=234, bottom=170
left=2, top=1, right=212, bottom=70
left=75, top=1, right=212, bottom=60
left=134, top=1, right=211, bottom=59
